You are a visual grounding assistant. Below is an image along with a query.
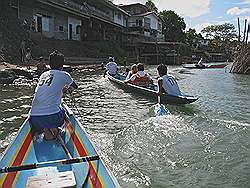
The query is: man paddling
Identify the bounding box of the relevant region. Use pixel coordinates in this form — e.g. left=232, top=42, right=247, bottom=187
left=29, top=50, right=77, bottom=140
left=157, top=64, right=182, bottom=97
left=104, top=56, right=118, bottom=77
left=195, top=57, right=205, bottom=68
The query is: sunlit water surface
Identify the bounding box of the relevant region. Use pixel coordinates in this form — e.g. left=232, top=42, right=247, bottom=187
left=0, top=65, right=249, bottom=188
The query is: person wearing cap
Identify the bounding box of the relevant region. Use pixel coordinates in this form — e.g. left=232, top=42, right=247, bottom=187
left=157, top=64, right=182, bottom=97
left=29, top=50, right=78, bottom=140
left=125, top=63, right=153, bottom=87
left=105, top=57, right=118, bottom=77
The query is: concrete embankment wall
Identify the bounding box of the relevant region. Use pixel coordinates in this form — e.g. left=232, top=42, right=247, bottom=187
left=31, top=35, right=125, bottom=63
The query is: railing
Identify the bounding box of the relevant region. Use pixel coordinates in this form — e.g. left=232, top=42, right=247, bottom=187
left=128, top=21, right=151, bottom=29
left=47, top=0, right=113, bottom=21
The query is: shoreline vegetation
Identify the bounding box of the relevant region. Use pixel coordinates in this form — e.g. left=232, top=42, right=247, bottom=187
left=230, top=18, right=250, bottom=74
left=0, top=0, right=249, bottom=77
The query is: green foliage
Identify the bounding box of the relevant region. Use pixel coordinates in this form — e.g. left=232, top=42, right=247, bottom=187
left=159, top=10, right=186, bottom=42
left=184, top=28, right=204, bottom=49
left=201, top=23, right=237, bottom=42
left=145, top=0, right=158, bottom=13
left=201, top=23, right=237, bottom=52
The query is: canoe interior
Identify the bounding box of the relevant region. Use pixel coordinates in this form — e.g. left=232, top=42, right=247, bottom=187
left=108, top=74, right=198, bottom=105
left=0, top=105, right=120, bottom=188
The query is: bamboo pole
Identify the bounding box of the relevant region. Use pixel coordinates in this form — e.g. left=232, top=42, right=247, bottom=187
left=243, top=19, right=247, bottom=42
left=246, top=22, right=249, bottom=45
left=238, top=18, right=241, bottom=42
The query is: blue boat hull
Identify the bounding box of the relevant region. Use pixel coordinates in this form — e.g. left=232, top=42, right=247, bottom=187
left=0, top=104, right=120, bottom=188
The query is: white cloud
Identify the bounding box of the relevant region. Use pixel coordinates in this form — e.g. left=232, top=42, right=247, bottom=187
left=113, top=0, right=211, bottom=18
left=192, top=22, right=213, bottom=33
left=241, top=0, right=250, bottom=4
left=227, top=7, right=250, bottom=15
left=190, top=19, right=228, bottom=33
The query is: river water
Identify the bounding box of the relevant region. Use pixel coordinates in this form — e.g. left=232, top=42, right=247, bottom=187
left=0, top=65, right=249, bottom=188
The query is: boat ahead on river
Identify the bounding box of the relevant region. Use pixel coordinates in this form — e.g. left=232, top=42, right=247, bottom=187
left=183, top=63, right=227, bottom=69
left=0, top=104, right=120, bottom=188
left=107, top=74, right=198, bottom=105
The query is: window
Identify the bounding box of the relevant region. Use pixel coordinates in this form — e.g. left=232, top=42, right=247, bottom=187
left=42, top=17, right=49, bottom=32
left=139, top=20, right=142, bottom=26
left=136, top=20, right=143, bottom=26
left=59, top=26, right=63, bottom=31
left=118, top=13, right=121, bottom=20
left=76, top=25, right=81, bottom=34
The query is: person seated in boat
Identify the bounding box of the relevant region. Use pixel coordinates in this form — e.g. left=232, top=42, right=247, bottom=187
left=125, top=64, right=138, bottom=80
left=195, top=58, right=205, bottom=68
left=124, top=67, right=130, bottom=76
left=125, top=63, right=153, bottom=87
left=157, top=64, right=182, bottom=97
left=29, top=50, right=78, bottom=140
left=104, top=57, right=118, bottom=77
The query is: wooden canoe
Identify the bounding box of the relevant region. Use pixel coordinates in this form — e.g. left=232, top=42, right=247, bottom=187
left=183, top=63, right=227, bottom=69
left=107, top=74, right=198, bottom=105
left=0, top=104, right=120, bottom=188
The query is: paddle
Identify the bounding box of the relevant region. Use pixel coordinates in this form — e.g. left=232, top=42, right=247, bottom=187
left=157, top=95, right=169, bottom=116
left=0, top=155, right=99, bottom=173
left=50, top=129, right=73, bottom=159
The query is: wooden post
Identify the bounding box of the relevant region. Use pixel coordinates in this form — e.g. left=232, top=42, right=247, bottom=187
left=243, top=19, right=247, bottom=42
left=238, top=18, right=241, bottom=42
left=17, top=0, right=20, bottom=19
left=246, top=22, right=249, bottom=45
left=155, top=40, right=159, bottom=64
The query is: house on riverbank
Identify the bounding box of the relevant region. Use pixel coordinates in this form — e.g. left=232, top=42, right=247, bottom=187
left=119, top=3, right=164, bottom=43
left=7, top=0, right=181, bottom=64
left=11, top=0, right=129, bottom=43
left=119, top=3, right=171, bottom=64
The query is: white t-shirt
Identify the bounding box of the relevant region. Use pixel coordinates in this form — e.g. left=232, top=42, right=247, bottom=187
left=30, top=70, right=74, bottom=116
left=106, top=61, right=118, bottom=75
left=162, top=74, right=181, bottom=96
left=198, top=58, right=204, bottom=66
left=125, top=70, right=133, bottom=80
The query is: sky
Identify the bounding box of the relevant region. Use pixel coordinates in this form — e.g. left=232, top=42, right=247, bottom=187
left=113, top=0, right=250, bottom=35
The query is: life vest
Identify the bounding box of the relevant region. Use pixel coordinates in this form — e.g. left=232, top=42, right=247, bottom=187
left=132, top=72, right=153, bottom=87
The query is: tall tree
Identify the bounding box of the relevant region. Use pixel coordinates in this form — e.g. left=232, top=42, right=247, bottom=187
left=201, top=23, right=237, bottom=42
left=201, top=23, right=237, bottom=52
left=159, top=10, right=186, bottom=42
left=185, top=28, right=204, bottom=48
left=145, top=0, right=158, bottom=13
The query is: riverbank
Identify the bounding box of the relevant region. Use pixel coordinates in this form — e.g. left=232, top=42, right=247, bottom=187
left=0, top=61, right=106, bottom=85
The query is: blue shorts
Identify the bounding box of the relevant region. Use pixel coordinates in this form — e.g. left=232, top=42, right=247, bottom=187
left=30, top=108, right=65, bottom=131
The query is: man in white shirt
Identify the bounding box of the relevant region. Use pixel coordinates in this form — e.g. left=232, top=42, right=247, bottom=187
left=105, top=57, right=118, bottom=76
left=196, top=57, right=205, bottom=68
left=30, top=51, right=77, bottom=140
left=157, top=64, right=182, bottom=97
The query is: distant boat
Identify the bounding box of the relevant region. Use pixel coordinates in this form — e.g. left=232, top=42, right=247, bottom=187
left=107, top=74, right=198, bottom=105
left=183, top=63, right=227, bottom=69
left=0, top=104, right=120, bottom=188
